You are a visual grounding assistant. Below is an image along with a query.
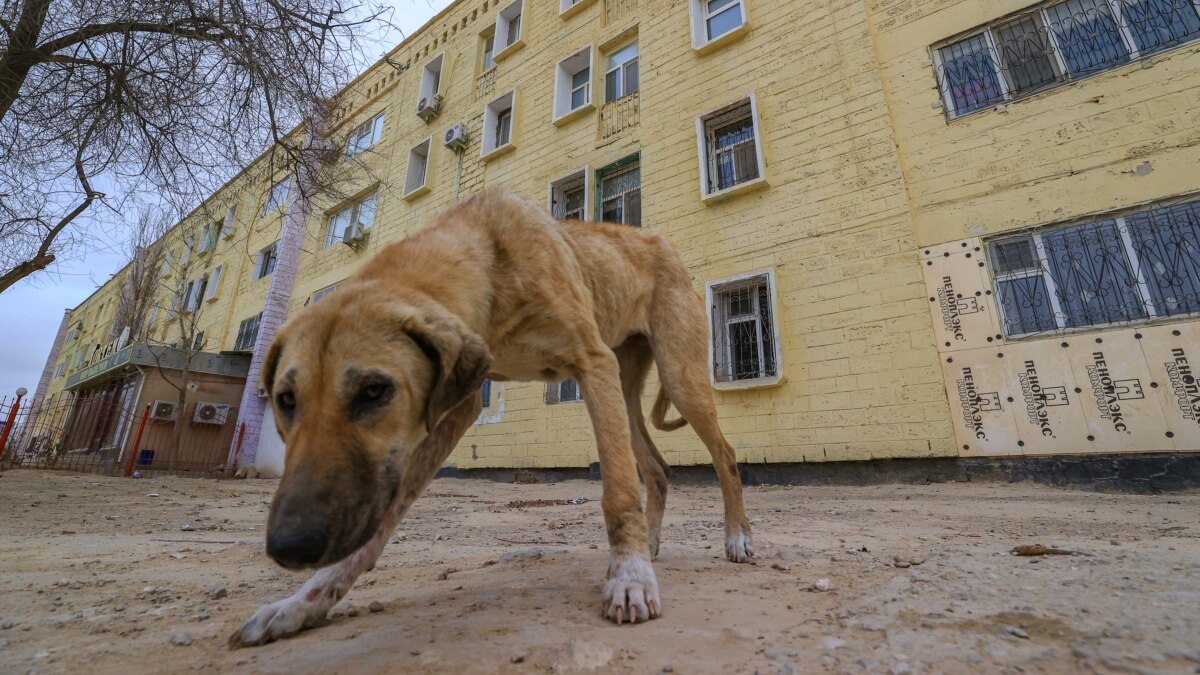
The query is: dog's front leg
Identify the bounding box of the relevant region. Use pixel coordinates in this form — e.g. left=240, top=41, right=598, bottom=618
left=578, top=348, right=661, bottom=625
left=229, top=394, right=482, bottom=649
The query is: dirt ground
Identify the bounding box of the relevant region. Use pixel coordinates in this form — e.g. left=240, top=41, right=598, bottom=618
left=0, top=470, right=1197, bottom=675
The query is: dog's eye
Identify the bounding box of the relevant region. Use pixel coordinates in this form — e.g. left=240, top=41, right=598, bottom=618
left=277, top=391, right=296, bottom=410
left=362, top=384, right=385, bottom=400
left=349, top=379, right=395, bottom=418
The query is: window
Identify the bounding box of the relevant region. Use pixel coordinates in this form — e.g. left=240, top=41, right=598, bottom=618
left=989, top=197, right=1200, bottom=337
left=697, top=95, right=766, bottom=197
left=404, top=139, right=432, bottom=198
left=324, top=192, right=377, bottom=247
left=261, top=177, right=292, bottom=216
left=418, top=55, right=444, bottom=116
left=554, top=48, right=592, bottom=122
left=481, top=379, right=492, bottom=407
left=482, top=91, right=516, bottom=157
left=310, top=283, right=341, bottom=304
left=183, top=276, right=207, bottom=312
left=481, top=28, right=497, bottom=70
left=256, top=241, right=279, bottom=280
left=222, top=204, right=238, bottom=238
left=604, top=43, right=639, bottom=102
left=345, top=113, right=386, bottom=157
left=203, top=265, right=222, bottom=302
left=159, top=250, right=174, bottom=279
left=935, top=0, right=1200, bottom=119
left=193, top=331, right=205, bottom=351
left=545, top=378, right=582, bottom=404
left=690, top=0, right=748, bottom=48
left=550, top=170, right=588, bottom=220
left=234, top=312, right=263, bottom=351
left=560, top=0, right=593, bottom=16
left=495, top=0, right=524, bottom=58
left=198, top=224, right=217, bottom=254
left=597, top=157, right=641, bottom=226
left=707, top=271, right=780, bottom=384
left=54, top=361, right=66, bottom=379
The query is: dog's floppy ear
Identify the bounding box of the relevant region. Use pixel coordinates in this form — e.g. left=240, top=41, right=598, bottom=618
left=261, top=336, right=284, bottom=398
left=404, top=311, right=492, bottom=434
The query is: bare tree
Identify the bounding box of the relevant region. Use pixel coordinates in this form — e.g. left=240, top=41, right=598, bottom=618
left=0, top=0, right=391, bottom=293
left=109, top=210, right=170, bottom=343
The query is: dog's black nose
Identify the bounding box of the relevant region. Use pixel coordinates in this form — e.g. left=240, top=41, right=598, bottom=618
left=266, top=526, right=328, bottom=568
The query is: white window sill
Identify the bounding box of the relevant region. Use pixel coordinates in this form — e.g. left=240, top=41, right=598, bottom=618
left=712, top=373, right=785, bottom=391
left=693, top=22, right=749, bottom=56
left=204, top=296, right=219, bottom=303
left=402, top=184, right=431, bottom=202
left=701, top=176, right=768, bottom=205
left=481, top=142, right=516, bottom=162
left=493, top=39, right=525, bottom=63
left=559, top=0, right=595, bottom=20
left=553, top=102, right=595, bottom=127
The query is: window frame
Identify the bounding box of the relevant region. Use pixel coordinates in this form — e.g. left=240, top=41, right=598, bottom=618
left=688, top=0, right=750, bottom=53
left=417, top=53, right=445, bottom=116
left=323, top=191, right=378, bottom=247
left=344, top=112, right=386, bottom=157
left=603, top=42, right=639, bottom=103
left=494, top=0, right=525, bottom=61
left=221, top=204, right=238, bottom=239
left=481, top=90, right=517, bottom=159
left=595, top=154, right=641, bottom=227
left=404, top=137, right=433, bottom=200
left=480, top=26, right=497, bottom=72
left=545, top=378, right=583, bottom=404
left=553, top=46, right=595, bottom=125
left=695, top=92, right=768, bottom=201
left=310, top=282, right=341, bottom=304
left=705, top=268, right=784, bottom=389
left=234, top=312, right=263, bottom=351
left=203, top=264, right=222, bottom=302
left=261, top=177, right=292, bottom=217
left=987, top=196, right=1200, bottom=338
left=560, top=0, right=595, bottom=19
left=933, top=0, right=1200, bottom=120
left=549, top=168, right=590, bottom=221
left=255, top=241, right=279, bottom=280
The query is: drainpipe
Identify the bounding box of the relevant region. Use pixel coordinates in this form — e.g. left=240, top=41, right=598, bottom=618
left=17, top=309, right=72, bottom=457
left=227, top=115, right=329, bottom=469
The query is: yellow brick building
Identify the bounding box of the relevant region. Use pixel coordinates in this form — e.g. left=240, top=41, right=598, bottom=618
left=34, top=0, right=1200, bottom=475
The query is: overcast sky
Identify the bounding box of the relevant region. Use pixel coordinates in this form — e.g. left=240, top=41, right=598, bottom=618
left=0, top=0, right=455, bottom=397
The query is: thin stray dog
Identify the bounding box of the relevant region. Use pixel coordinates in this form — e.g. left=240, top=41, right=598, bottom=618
left=229, top=187, right=754, bottom=648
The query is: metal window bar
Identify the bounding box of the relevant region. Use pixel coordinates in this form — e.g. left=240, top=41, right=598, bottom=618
left=599, top=162, right=641, bottom=226
left=936, top=0, right=1200, bottom=118
left=705, top=104, right=759, bottom=193
left=544, top=378, right=582, bottom=404
left=552, top=174, right=586, bottom=220
left=989, top=196, right=1200, bottom=337
left=711, top=277, right=777, bottom=383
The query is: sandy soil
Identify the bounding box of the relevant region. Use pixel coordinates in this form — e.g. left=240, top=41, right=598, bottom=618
left=0, top=469, right=1197, bottom=674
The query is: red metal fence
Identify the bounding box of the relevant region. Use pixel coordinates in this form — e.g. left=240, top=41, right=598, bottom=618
left=0, top=384, right=241, bottom=478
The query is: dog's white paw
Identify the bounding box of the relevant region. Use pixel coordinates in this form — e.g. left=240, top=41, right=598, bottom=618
left=725, top=524, right=754, bottom=563
left=602, top=553, right=661, bottom=624
left=228, top=595, right=326, bottom=649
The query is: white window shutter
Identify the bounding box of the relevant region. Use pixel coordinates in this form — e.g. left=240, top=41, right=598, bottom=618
left=205, top=266, right=222, bottom=301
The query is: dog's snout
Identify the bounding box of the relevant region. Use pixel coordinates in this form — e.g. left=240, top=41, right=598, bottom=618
left=267, top=524, right=329, bottom=568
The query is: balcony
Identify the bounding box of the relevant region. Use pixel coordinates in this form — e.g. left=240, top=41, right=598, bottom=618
left=598, top=92, right=639, bottom=141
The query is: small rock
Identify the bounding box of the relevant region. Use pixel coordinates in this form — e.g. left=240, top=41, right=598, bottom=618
left=511, top=654, right=525, bottom=664
left=1006, top=626, right=1029, bottom=639
left=0, top=620, right=13, bottom=629
left=437, top=567, right=458, bottom=581
left=114, top=605, right=125, bottom=612
left=500, top=548, right=544, bottom=565
left=821, top=637, right=846, bottom=651
left=909, top=556, right=925, bottom=566
left=206, top=587, right=228, bottom=600
left=347, top=606, right=360, bottom=617
left=811, top=578, right=832, bottom=592
left=890, top=664, right=912, bottom=675
left=170, top=632, right=194, bottom=646
left=771, top=562, right=792, bottom=572
left=180, top=523, right=195, bottom=532
left=368, top=601, right=384, bottom=613
left=563, top=637, right=613, bottom=670
left=662, top=662, right=674, bottom=673
left=893, top=559, right=911, bottom=569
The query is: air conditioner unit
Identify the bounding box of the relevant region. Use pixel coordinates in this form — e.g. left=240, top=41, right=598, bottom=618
left=444, top=123, right=469, bottom=153
left=149, top=400, right=177, bottom=421
left=193, top=401, right=230, bottom=425
left=416, top=95, right=441, bottom=122
left=342, top=221, right=368, bottom=248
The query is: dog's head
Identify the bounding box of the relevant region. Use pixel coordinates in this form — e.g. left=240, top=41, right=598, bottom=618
left=260, top=282, right=491, bottom=569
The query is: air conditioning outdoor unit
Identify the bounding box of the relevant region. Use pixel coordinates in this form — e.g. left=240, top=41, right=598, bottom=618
left=342, top=221, right=368, bottom=248
left=193, top=401, right=230, bottom=425
left=149, top=400, right=177, bottom=421
left=444, top=122, right=469, bottom=153
left=416, top=95, right=441, bottom=122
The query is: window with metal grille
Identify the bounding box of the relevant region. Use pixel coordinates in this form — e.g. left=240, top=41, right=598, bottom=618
left=989, top=197, right=1200, bottom=337
left=597, top=158, right=640, bottom=226
left=344, top=113, right=385, bottom=158
left=935, top=0, right=1200, bottom=119
left=604, top=43, right=638, bottom=102
left=545, top=378, right=582, bottom=404
left=550, top=170, right=587, bottom=220
left=234, top=312, right=262, bottom=351
left=700, top=99, right=761, bottom=195
left=709, top=274, right=778, bottom=383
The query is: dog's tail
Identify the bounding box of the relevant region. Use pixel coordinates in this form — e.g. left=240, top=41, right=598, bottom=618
left=650, top=387, right=688, bottom=431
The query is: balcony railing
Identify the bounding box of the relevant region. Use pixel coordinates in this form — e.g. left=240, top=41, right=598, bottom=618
left=598, top=92, right=639, bottom=140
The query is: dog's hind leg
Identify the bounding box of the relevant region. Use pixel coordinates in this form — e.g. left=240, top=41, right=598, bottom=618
left=576, top=340, right=661, bottom=624
left=650, top=286, right=754, bottom=563
left=228, top=394, right=482, bottom=648
left=616, top=335, right=670, bottom=559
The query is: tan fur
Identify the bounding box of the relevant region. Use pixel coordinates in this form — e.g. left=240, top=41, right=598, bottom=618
left=229, top=186, right=753, bottom=647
